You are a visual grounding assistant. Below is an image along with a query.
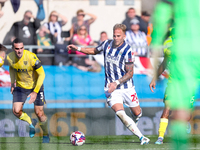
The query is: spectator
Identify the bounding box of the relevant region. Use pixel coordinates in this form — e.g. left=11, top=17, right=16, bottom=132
left=0, top=0, right=7, bottom=18
left=122, top=7, right=147, bottom=34
left=141, top=11, right=153, bottom=45
left=36, top=25, right=57, bottom=65
left=70, top=25, right=101, bottom=72
left=97, top=31, right=109, bottom=45
left=3, top=10, right=40, bottom=47
left=65, top=9, right=97, bottom=42
left=93, top=31, right=110, bottom=66
left=44, top=10, right=68, bottom=44
left=125, top=18, right=148, bottom=56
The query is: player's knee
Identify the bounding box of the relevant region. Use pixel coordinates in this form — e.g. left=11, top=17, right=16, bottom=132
left=116, top=110, right=127, bottom=121
left=35, top=110, right=44, bottom=118
left=116, top=110, right=133, bottom=127
left=161, top=108, right=170, bottom=118
left=136, top=108, right=142, bottom=118
left=13, top=108, right=22, bottom=116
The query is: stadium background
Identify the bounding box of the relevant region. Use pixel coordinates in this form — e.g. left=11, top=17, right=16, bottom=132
left=0, top=0, right=200, bottom=138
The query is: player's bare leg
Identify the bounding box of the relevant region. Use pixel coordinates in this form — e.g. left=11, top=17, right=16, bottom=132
left=155, top=104, right=170, bottom=144
left=13, top=102, right=35, bottom=138
left=130, top=105, right=142, bottom=125
left=35, top=106, right=49, bottom=143
left=112, top=103, right=149, bottom=145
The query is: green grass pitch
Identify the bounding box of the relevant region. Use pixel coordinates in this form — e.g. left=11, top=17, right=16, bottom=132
left=0, top=135, right=200, bottom=150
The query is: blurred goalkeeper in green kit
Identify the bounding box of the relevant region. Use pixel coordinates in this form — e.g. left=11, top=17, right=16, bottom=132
left=151, top=0, right=200, bottom=150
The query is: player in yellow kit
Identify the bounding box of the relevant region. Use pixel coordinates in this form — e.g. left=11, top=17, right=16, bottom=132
left=7, top=38, right=49, bottom=143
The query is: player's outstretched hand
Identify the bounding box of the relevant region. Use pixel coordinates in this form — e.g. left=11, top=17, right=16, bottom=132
left=67, top=44, right=78, bottom=51
left=149, top=79, right=156, bottom=92
left=28, top=92, right=37, bottom=104
left=108, top=82, right=118, bottom=93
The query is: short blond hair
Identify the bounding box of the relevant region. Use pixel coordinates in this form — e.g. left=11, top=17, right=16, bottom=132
left=113, top=24, right=126, bottom=34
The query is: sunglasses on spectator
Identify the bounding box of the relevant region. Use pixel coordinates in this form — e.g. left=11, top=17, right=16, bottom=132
left=78, top=14, right=85, bottom=17
left=80, top=28, right=86, bottom=31
left=14, top=47, right=24, bottom=50
left=25, top=16, right=31, bottom=19
left=51, top=14, right=58, bottom=17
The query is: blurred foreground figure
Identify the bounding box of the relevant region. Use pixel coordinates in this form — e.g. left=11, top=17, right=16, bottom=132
left=151, top=0, right=200, bottom=150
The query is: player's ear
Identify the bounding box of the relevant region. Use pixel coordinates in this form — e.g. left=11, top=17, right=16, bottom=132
left=123, top=34, right=126, bottom=40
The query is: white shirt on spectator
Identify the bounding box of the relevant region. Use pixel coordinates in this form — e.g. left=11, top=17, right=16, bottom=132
left=125, top=30, right=147, bottom=56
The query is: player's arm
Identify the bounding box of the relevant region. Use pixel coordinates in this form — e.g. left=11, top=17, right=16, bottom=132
left=34, top=66, right=45, bottom=93
left=119, top=63, right=134, bottom=84
left=108, top=63, right=134, bottom=93
left=28, top=60, right=45, bottom=104
left=9, top=67, right=15, bottom=94
left=67, top=44, right=100, bottom=55
left=149, top=56, right=167, bottom=92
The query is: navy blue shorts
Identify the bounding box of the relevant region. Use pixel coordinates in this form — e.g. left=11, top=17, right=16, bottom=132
left=13, top=85, right=46, bottom=106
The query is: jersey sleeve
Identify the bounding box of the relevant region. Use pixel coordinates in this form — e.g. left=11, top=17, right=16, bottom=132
left=6, top=54, right=15, bottom=84
left=31, top=53, right=42, bottom=70
left=9, top=66, right=15, bottom=84
left=125, top=48, right=134, bottom=64
left=33, top=66, right=45, bottom=93
left=96, top=40, right=108, bottom=53
left=30, top=53, right=45, bottom=93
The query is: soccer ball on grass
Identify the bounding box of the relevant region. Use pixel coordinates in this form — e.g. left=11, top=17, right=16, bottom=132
left=70, top=131, right=85, bottom=146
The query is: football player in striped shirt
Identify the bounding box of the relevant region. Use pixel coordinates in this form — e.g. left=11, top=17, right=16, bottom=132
left=68, top=24, right=150, bottom=145
left=7, top=38, right=49, bottom=143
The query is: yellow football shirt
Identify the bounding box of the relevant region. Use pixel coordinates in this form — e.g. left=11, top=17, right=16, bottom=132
left=7, top=50, right=45, bottom=93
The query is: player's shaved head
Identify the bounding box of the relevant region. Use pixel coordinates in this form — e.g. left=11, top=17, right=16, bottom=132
left=12, top=38, right=24, bottom=47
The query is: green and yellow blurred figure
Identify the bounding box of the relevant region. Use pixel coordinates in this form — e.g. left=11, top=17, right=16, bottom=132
left=0, top=44, right=7, bottom=67
left=150, top=28, right=194, bottom=145
left=151, top=0, right=200, bottom=149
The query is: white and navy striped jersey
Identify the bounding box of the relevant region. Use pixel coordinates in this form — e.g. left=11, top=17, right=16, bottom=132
left=96, top=40, right=134, bottom=89
left=125, top=30, right=147, bottom=56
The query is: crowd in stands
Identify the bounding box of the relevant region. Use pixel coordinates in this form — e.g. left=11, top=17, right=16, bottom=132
left=1, top=6, right=153, bottom=72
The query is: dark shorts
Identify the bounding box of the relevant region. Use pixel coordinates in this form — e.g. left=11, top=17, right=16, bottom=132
left=13, top=85, right=46, bottom=106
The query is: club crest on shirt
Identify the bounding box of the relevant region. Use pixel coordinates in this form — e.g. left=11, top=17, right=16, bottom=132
left=108, top=45, right=111, bottom=50
left=24, top=61, right=27, bottom=65
left=128, top=58, right=133, bottom=62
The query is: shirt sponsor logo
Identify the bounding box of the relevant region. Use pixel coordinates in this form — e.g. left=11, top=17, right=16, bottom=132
left=14, top=69, right=28, bottom=72
left=106, top=54, right=119, bottom=64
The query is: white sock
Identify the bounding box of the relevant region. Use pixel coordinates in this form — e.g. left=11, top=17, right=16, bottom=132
left=116, top=110, right=143, bottom=139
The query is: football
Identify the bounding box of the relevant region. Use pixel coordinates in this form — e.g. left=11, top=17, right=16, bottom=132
left=70, top=131, right=85, bottom=146
left=0, top=56, right=4, bottom=67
